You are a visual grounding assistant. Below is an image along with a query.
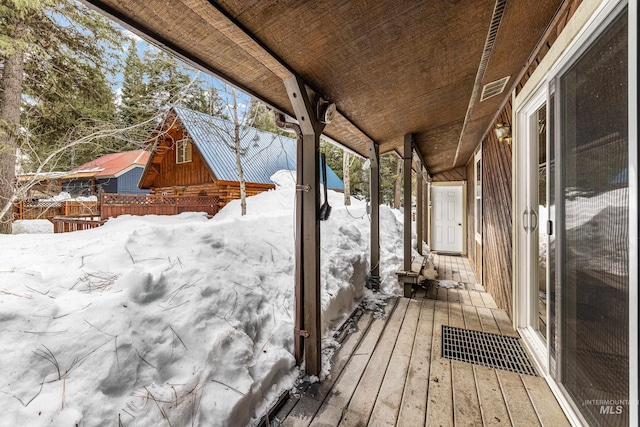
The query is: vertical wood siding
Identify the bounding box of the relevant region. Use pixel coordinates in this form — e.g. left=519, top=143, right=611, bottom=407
left=153, top=139, right=214, bottom=188
left=482, top=100, right=513, bottom=316
left=470, top=0, right=583, bottom=319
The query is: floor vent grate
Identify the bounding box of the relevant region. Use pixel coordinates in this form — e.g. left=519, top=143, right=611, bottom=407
left=442, top=326, right=538, bottom=376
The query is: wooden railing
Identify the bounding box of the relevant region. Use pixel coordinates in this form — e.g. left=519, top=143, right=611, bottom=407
left=100, top=194, right=221, bottom=220
left=14, top=200, right=99, bottom=220
left=51, top=215, right=105, bottom=233
left=17, top=195, right=220, bottom=233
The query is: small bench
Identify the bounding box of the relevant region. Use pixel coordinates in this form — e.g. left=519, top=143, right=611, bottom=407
left=396, top=255, right=428, bottom=298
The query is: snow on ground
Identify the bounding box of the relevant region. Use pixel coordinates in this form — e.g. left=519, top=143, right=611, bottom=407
left=0, top=171, right=404, bottom=427
left=12, top=220, right=53, bottom=234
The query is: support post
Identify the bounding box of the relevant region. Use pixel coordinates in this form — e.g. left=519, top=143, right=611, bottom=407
left=294, top=125, right=304, bottom=364
left=424, top=178, right=429, bottom=251
left=403, top=134, right=413, bottom=297
left=283, top=75, right=325, bottom=377
left=370, top=143, right=380, bottom=290
left=416, top=166, right=423, bottom=255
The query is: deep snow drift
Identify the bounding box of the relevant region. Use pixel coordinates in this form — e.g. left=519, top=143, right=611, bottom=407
left=0, top=171, right=404, bottom=427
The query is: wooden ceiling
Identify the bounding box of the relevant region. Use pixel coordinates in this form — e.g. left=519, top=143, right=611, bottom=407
left=82, top=0, right=562, bottom=174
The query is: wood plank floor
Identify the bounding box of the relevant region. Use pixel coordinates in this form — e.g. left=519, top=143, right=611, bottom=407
left=273, top=255, right=570, bottom=427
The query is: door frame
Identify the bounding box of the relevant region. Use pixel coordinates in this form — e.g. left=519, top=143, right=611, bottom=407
left=429, top=181, right=467, bottom=255
left=514, top=83, right=549, bottom=373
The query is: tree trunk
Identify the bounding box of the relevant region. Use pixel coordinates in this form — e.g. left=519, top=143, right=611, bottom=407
left=343, top=151, right=351, bottom=206
left=393, top=156, right=402, bottom=209
left=232, top=89, right=247, bottom=216
left=0, top=18, right=26, bottom=234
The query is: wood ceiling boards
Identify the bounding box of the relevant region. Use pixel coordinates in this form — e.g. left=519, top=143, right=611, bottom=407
left=82, top=0, right=562, bottom=174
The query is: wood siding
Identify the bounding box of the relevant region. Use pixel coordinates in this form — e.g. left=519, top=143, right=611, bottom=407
left=515, top=0, right=583, bottom=95
left=471, top=0, right=583, bottom=318
left=151, top=181, right=274, bottom=207
left=152, top=139, right=214, bottom=188
left=481, top=100, right=513, bottom=316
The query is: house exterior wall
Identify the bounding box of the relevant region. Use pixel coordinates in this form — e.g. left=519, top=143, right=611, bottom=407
left=117, top=168, right=149, bottom=194
left=481, top=100, right=514, bottom=316
left=97, top=178, right=117, bottom=194
left=151, top=141, right=213, bottom=188
left=471, top=0, right=584, bottom=319
left=150, top=181, right=274, bottom=206
left=62, top=179, right=94, bottom=197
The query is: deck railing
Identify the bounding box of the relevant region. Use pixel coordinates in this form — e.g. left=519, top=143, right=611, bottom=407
left=100, top=194, right=221, bottom=220
left=14, top=200, right=99, bottom=220
left=17, top=194, right=221, bottom=233
left=51, top=215, right=105, bottom=233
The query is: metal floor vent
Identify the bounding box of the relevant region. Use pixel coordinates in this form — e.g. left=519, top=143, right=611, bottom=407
left=442, top=326, right=538, bottom=376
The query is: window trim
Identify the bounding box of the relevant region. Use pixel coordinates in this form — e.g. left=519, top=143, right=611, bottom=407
left=176, top=139, right=192, bottom=164
left=474, top=148, right=482, bottom=244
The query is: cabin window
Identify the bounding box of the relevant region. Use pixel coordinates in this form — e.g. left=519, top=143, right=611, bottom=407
left=176, top=139, right=192, bottom=164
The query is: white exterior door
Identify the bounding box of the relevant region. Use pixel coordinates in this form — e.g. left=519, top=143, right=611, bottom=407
left=431, top=186, right=463, bottom=253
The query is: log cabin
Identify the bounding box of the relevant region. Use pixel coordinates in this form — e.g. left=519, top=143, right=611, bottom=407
left=81, top=1, right=637, bottom=425
left=138, top=106, right=344, bottom=206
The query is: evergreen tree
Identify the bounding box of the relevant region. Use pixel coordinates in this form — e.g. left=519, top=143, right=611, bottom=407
left=0, top=0, right=125, bottom=232
left=119, top=41, right=150, bottom=126
left=118, top=45, right=220, bottom=125
left=319, top=140, right=368, bottom=200
left=379, top=152, right=402, bottom=207
left=184, top=83, right=226, bottom=118
left=247, top=98, right=284, bottom=134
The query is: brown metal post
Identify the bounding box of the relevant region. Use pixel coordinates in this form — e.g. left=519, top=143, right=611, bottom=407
left=417, top=166, right=423, bottom=255
left=370, top=143, right=380, bottom=290
left=424, top=178, right=429, bottom=251
left=283, top=75, right=325, bottom=376
left=403, top=134, right=413, bottom=274
left=274, top=112, right=304, bottom=363
left=294, top=127, right=304, bottom=364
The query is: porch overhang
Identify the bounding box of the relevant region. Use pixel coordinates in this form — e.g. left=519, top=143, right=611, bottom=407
left=80, top=0, right=561, bottom=174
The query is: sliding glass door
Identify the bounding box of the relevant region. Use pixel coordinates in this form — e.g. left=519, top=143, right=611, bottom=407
left=556, top=8, right=628, bottom=426
left=516, top=3, right=630, bottom=425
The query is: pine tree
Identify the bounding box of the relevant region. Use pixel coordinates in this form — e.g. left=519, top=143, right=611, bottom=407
left=119, top=41, right=151, bottom=126
left=184, top=83, right=226, bottom=118
left=247, top=98, right=285, bottom=134
left=378, top=153, right=401, bottom=207
left=0, top=0, right=125, bottom=233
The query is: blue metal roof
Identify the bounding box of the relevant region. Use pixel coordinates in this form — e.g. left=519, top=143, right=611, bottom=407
left=173, top=106, right=344, bottom=190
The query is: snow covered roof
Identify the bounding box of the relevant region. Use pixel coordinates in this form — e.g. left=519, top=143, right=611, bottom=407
left=68, top=150, right=151, bottom=179
left=17, top=171, right=67, bottom=182
left=171, top=106, right=344, bottom=190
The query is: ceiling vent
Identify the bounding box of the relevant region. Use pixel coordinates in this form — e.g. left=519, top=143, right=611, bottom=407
left=480, top=76, right=510, bottom=101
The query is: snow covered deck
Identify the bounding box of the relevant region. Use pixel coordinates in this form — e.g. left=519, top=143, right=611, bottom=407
left=274, top=255, right=570, bottom=427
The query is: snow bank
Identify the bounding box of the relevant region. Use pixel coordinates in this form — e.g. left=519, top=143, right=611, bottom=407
left=0, top=172, right=404, bottom=426
left=12, top=220, right=53, bottom=234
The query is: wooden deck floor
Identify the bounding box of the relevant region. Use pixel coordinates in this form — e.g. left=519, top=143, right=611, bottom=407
left=274, top=255, right=570, bottom=427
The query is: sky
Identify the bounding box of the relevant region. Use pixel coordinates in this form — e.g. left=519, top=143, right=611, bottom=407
left=115, top=29, right=235, bottom=109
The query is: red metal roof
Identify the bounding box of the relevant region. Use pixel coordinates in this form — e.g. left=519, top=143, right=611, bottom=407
left=70, top=150, right=150, bottom=179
